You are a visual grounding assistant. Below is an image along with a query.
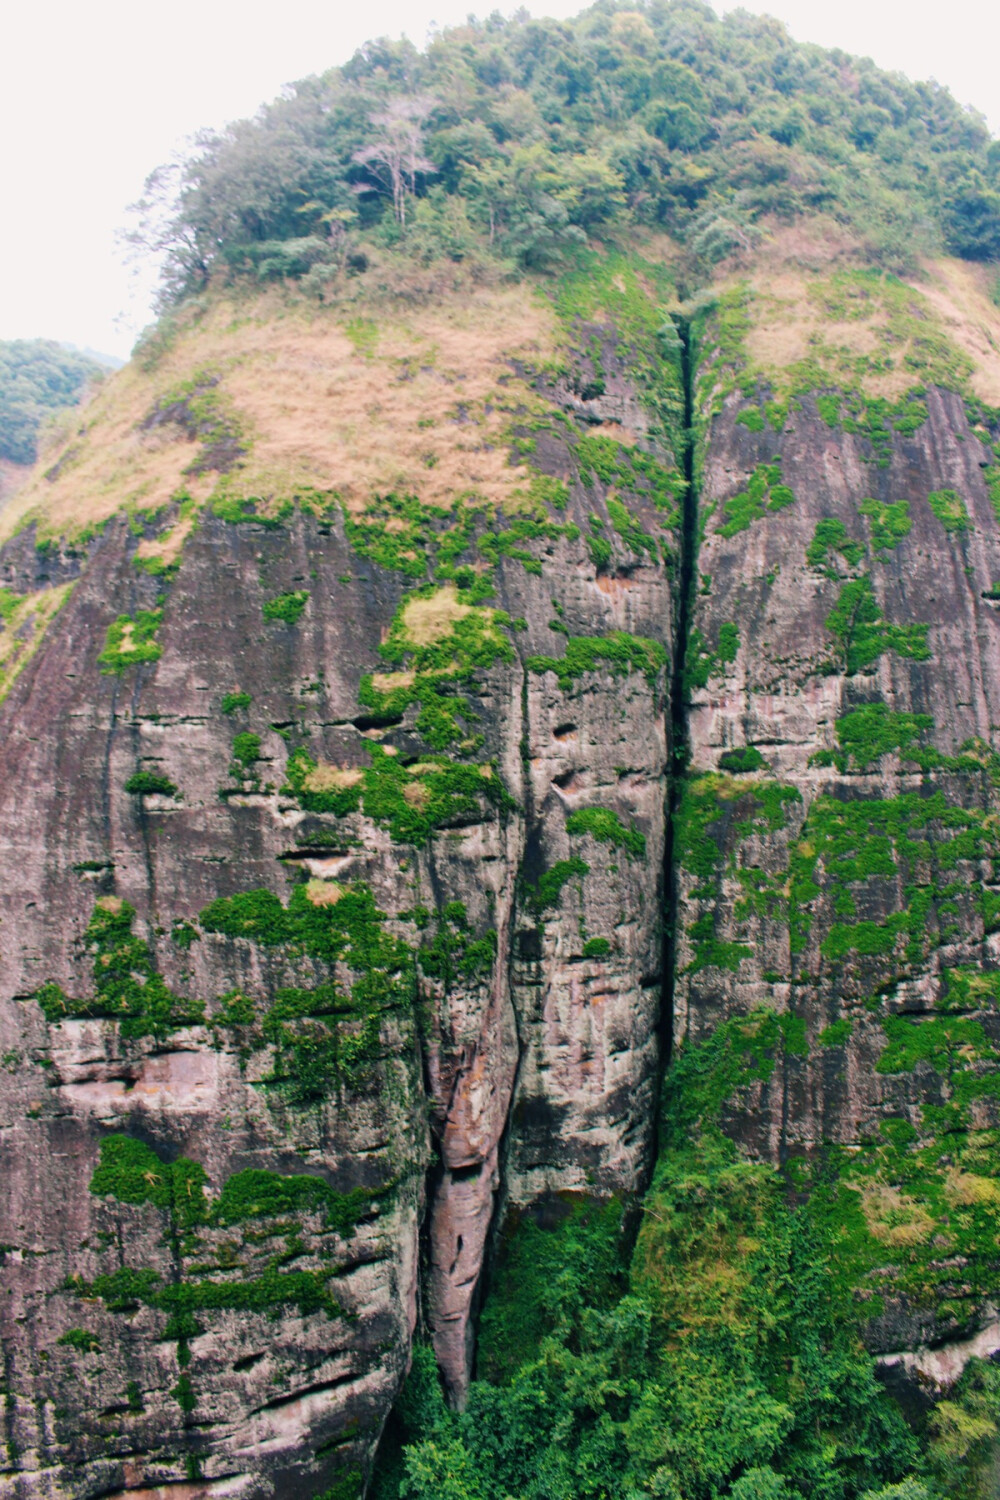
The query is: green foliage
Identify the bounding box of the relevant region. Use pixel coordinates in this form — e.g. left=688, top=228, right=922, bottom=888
left=477, top=1198, right=626, bottom=1385
left=566, top=806, right=646, bottom=859
left=581, top=936, right=611, bottom=959
left=716, top=462, right=795, bottom=539
left=143, top=4, right=998, bottom=306
left=807, top=518, right=864, bottom=574
left=527, top=631, right=667, bottom=691
left=0, top=338, right=107, bottom=465
left=415, top=902, right=497, bottom=991
left=97, top=610, right=163, bottom=675
left=57, top=1328, right=101, bottom=1353
left=927, top=487, right=972, bottom=533
left=123, top=770, right=178, bottom=797
left=231, top=731, right=261, bottom=766
left=858, top=496, right=912, bottom=552
left=32, top=898, right=203, bottom=1038
left=718, top=746, right=766, bottom=773
left=284, top=744, right=511, bottom=844
left=525, top=857, right=590, bottom=915
left=818, top=1018, right=853, bottom=1046
left=825, top=576, right=930, bottom=674
left=262, top=590, right=309, bottom=624
left=221, top=690, right=252, bottom=714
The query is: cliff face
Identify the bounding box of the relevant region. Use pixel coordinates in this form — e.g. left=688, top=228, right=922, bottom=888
left=3, top=249, right=1000, bottom=1498
left=0, top=278, right=681, bottom=1497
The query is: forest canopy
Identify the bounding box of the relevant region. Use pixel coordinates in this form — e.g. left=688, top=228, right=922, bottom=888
left=132, top=0, right=1000, bottom=308
left=0, top=341, right=106, bottom=466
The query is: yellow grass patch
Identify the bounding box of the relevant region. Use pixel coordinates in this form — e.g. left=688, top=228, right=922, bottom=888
left=135, top=509, right=197, bottom=567
left=400, top=584, right=474, bottom=646
left=302, top=762, right=363, bottom=794
left=945, top=1169, right=1000, bottom=1207
left=402, top=781, right=432, bottom=809
left=370, top=670, right=415, bottom=691
left=303, top=879, right=343, bottom=907
left=0, top=582, right=74, bottom=704
left=2, top=281, right=559, bottom=545
left=860, top=1181, right=935, bottom=1247
left=95, top=895, right=123, bottom=915
left=909, top=258, right=1000, bottom=405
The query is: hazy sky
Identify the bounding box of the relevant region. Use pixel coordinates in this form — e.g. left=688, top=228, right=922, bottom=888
left=2, top=0, right=997, bottom=359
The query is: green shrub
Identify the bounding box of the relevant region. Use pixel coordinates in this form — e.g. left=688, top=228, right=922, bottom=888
left=262, top=590, right=309, bottom=623
left=566, top=806, right=646, bottom=859
left=97, top=610, right=163, bottom=674
left=221, top=690, right=252, bottom=714
left=123, top=771, right=177, bottom=797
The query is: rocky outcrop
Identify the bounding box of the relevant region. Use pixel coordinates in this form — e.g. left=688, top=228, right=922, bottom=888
left=5, top=257, right=1000, bottom=1496
left=0, top=301, right=680, bottom=1495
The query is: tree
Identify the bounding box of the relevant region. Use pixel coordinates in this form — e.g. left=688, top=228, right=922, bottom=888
left=352, top=97, right=438, bottom=227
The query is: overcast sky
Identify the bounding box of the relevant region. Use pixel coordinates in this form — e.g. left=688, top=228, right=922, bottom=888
left=2, top=0, right=997, bottom=360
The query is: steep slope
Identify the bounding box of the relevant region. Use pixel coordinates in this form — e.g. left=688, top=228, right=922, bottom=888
left=0, top=266, right=684, bottom=1496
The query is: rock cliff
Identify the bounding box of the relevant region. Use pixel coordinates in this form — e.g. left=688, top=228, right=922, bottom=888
left=3, top=242, right=1000, bottom=1498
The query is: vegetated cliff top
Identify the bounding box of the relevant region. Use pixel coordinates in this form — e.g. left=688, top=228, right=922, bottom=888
left=132, top=0, right=1000, bottom=307
left=7, top=0, right=1000, bottom=547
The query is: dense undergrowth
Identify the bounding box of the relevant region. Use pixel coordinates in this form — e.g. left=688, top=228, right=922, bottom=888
left=373, top=1014, right=1000, bottom=1500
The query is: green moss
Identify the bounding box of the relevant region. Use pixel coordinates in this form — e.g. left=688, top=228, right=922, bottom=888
left=736, top=407, right=765, bottom=432
left=262, top=590, right=309, bottom=624
left=806, top=518, right=864, bottom=573
left=718, top=746, right=766, bottom=773
left=927, top=488, right=972, bottom=533
left=231, top=731, right=261, bottom=767
left=221, top=690, right=252, bottom=714
left=876, top=1014, right=995, bottom=1074
left=525, top=857, right=590, bottom=914
left=825, top=575, right=930, bottom=674
left=414, top=902, right=497, bottom=991
left=818, top=1018, right=853, bottom=1046
left=527, top=631, right=667, bottom=691
left=566, top=806, right=646, bottom=859
left=97, top=609, right=163, bottom=675
left=788, top=787, right=1000, bottom=960
left=715, top=461, right=794, bottom=539
left=582, top=937, right=611, bottom=958
left=123, top=771, right=178, bottom=797
left=57, top=1328, right=101, bottom=1353
left=587, top=532, right=612, bottom=569
left=857, top=496, right=912, bottom=552
left=686, top=622, right=740, bottom=691
left=31, top=899, right=203, bottom=1038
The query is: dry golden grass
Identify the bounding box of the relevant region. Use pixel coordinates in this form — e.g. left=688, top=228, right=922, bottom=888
left=909, top=258, right=1000, bottom=405
left=302, top=762, right=363, bottom=794
left=860, top=1181, right=936, bottom=1247
left=303, top=879, right=343, bottom=907
left=2, top=281, right=559, bottom=545
left=0, top=582, right=74, bottom=704
left=739, top=267, right=921, bottom=400
left=715, top=225, right=1000, bottom=402
left=945, top=1169, right=1000, bottom=1207
left=135, top=510, right=197, bottom=567
left=400, top=584, right=474, bottom=646
left=370, top=670, right=415, bottom=691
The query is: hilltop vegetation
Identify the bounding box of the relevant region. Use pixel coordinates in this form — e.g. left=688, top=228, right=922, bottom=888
left=135, top=0, right=1000, bottom=308
left=0, top=340, right=106, bottom=466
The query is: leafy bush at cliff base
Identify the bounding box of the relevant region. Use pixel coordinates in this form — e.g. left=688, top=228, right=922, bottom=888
left=375, top=1012, right=1000, bottom=1500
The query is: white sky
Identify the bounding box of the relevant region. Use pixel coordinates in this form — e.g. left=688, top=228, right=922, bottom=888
left=1, top=0, right=997, bottom=359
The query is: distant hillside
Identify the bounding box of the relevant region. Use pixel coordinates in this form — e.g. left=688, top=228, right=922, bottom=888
left=0, top=339, right=106, bottom=466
